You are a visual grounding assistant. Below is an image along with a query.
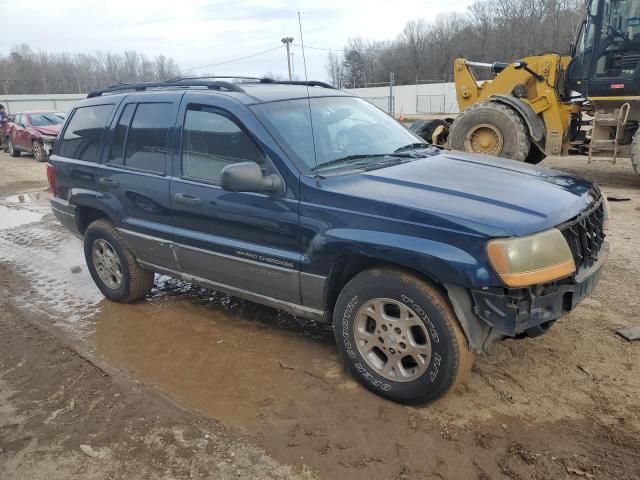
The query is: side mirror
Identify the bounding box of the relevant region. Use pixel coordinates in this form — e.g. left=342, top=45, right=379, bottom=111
left=220, top=162, right=284, bottom=194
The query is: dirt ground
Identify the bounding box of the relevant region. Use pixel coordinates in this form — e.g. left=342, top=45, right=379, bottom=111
left=0, top=151, right=639, bottom=480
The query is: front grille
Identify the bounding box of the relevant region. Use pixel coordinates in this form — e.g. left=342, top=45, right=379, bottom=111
left=559, top=198, right=606, bottom=271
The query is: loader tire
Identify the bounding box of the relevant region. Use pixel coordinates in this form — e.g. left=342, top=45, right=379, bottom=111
left=449, top=102, right=530, bottom=162
left=411, top=118, right=449, bottom=145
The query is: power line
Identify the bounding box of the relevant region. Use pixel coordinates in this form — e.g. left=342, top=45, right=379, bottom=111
left=182, top=45, right=284, bottom=72
left=292, top=43, right=342, bottom=52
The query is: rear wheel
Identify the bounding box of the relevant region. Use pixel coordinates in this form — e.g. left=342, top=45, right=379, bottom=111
left=333, top=268, right=473, bottom=404
left=84, top=219, right=155, bottom=303
left=410, top=118, right=449, bottom=145
left=449, top=102, right=530, bottom=161
left=8, top=138, right=20, bottom=157
left=32, top=141, right=47, bottom=162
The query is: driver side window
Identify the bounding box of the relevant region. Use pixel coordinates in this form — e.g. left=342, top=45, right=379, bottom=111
left=181, top=105, right=265, bottom=184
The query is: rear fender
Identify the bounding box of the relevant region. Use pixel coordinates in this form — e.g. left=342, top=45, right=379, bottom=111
left=68, top=189, right=119, bottom=226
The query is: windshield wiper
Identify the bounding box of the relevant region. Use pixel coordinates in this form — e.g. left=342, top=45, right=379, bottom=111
left=312, top=152, right=420, bottom=172
left=311, top=153, right=389, bottom=171
left=394, top=142, right=431, bottom=153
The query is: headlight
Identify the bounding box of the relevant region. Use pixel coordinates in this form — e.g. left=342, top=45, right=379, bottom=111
left=486, top=228, right=575, bottom=288
left=41, top=135, right=57, bottom=142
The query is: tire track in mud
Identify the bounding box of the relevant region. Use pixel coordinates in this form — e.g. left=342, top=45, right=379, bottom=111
left=0, top=207, right=103, bottom=336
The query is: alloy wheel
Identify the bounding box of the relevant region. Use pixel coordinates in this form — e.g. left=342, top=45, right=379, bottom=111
left=92, top=238, right=123, bottom=289
left=353, top=298, right=432, bottom=382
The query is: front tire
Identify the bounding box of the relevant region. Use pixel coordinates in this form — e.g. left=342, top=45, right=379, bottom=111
left=32, top=141, right=47, bottom=162
left=333, top=268, right=473, bottom=404
left=84, top=219, right=154, bottom=303
left=449, top=102, right=530, bottom=161
left=8, top=138, right=20, bottom=157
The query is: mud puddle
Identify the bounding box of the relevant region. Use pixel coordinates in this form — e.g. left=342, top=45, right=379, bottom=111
left=92, top=280, right=472, bottom=479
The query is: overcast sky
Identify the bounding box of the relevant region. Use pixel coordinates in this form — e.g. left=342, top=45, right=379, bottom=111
left=0, top=0, right=473, bottom=81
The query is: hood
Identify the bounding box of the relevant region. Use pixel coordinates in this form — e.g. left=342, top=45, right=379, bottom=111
left=324, top=151, right=596, bottom=237
left=33, top=124, right=62, bottom=137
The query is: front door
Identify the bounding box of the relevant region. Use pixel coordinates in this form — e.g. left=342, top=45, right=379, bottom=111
left=14, top=114, right=31, bottom=150
left=170, top=92, right=301, bottom=304
left=96, top=92, right=179, bottom=271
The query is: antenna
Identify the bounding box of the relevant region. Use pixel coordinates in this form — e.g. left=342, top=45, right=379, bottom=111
left=298, top=11, right=320, bottom=176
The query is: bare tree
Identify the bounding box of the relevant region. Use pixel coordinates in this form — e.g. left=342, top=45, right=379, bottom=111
left=0, top=45, right=181, bottom=94
left=327, top=0, right=582, bottom=86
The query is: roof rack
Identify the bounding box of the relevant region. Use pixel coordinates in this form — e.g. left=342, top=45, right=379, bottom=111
left=86, top=76, right=335, bottom=98
left=87, top=79, right=246, bottom=98
left=257, top=78, right=335, bottom=89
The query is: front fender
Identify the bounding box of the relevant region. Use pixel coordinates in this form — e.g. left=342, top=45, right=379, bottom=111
left=305, top=228, right=497, bottom=287
left=490, top=94, right=545, bottom=148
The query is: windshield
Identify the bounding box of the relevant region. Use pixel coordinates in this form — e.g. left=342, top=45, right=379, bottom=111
left=602, top=0, right=640, bottom=39
left=251, top=97, right=424, bottom=172
left=30, top=112, right=66, bottom=127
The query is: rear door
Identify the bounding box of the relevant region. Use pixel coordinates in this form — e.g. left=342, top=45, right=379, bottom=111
left=12, top=114, right=28, bottom=149
left=96, top=92, right=180, bottom=271
left=170, top=92, right=302, bottom=304
left=52, top=102, right=116, bottom=201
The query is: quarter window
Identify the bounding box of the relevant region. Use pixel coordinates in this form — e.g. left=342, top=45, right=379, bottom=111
left=181, top=105, right=265, bottom=183
left=58, top=104, right=114, bottom=162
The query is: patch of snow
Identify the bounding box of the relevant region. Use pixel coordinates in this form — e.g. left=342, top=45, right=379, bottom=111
left=0, top=205, right=43, bottom=230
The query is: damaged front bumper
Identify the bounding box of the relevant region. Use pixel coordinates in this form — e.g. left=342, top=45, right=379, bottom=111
left=447, top=242, right=609, bottom=351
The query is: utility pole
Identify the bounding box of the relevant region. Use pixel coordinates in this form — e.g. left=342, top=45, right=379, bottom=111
left=281, top=37, right=294, bottom=80
left=291, top=52, right=295, bottom=80
left=389, top=71, right=395, bottom=117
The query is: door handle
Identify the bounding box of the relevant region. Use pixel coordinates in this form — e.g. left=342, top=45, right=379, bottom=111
left=174, top=193, right=202, bottom=205
left=98, top=177, right=119, bottom=188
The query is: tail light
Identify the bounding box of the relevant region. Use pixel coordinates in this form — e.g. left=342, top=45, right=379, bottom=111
left=46, top=163, right=56, bottom=196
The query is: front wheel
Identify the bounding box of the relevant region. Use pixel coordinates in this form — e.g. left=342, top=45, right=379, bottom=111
left=32, top=141, right=47, bottom=162
left=84, top=219, right=155, bottom=303
left=333, top=268, right=473, bottom=404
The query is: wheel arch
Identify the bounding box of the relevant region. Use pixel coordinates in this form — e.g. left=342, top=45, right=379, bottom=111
left=75, top=204, right=112, bottom=235
left=489, top=94, right=546, bottom=149
left=315, top=232, right=489, bottom=314
left=322, top=255, right=494, bottom=353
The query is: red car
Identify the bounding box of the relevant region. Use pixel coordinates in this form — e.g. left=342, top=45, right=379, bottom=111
left=5, top=111, right=67, bottom=162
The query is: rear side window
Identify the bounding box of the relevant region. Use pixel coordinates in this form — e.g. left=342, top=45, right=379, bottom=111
left=122, top=103, right=171, bottom=174
left=106, top=103, right=135, bottom=166
left=182, top=105, right=264, bottom=183
left=58, top=105, right=113, bottom=161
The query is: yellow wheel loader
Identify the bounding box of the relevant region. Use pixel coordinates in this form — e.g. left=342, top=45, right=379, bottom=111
left=413, top=0, right=640, bottom=173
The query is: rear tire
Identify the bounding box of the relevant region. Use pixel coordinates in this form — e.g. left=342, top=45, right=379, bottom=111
left=84, top=219, right=155, bottom=303
left=8, top=138, right=20, bottom=157
left=449, top=102, right=530, bottom=161
left=332, top=268, right=473, bottom=404
left=410, top=118, right=449, bottom=145
left=32, top=141, right=47, bottom=162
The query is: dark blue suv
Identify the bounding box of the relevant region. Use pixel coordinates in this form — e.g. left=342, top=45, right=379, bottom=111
left=48, top=78, right=609, bottom=404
